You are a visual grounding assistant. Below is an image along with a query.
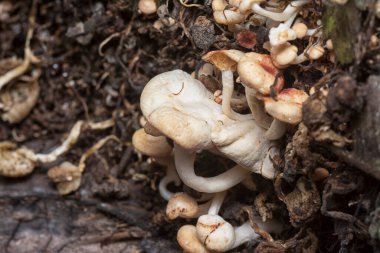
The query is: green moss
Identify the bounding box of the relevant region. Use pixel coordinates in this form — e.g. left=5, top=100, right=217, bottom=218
left=322, top=1, right=360, bottom=65
left=325, top=14, right=336, bottom=34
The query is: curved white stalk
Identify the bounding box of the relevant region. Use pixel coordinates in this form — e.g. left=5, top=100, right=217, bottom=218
left=174, top=143, right=249, bottom=193
left=156, top=158, right=181, bottom=201
left=221, top=70, right=253, bottom=121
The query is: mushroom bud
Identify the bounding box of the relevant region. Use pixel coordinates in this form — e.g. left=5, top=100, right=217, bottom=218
left=196, top=214, right=235, bottom=252
left=270, top=42, right=298, bottom=69
left=177, top=225, right=210, bottom=253
left=212, top=0, right=245, bottom=25
left=138, top=0, right=157, bottom=15
left=47, top=162, right=82, bottom=195
left=166, top=192, right=199, bottom=219
left=307, top=45, right=325, bottom=60
left=292, top=22, right=308, bottom=39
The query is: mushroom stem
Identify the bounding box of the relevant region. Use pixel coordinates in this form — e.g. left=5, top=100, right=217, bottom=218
left=284, top=11, right=298, bottom=27
left=174, top=143, right=249, bottom=193
left=264, top=119, right=287, bottom=140
left=251, top=0, right=310, bottom=22
left=221, top=71, right=252, bottom=121
left=245, top=87, right=273, bottom=129
left=207, top=191, right=227, bottom=215
left=221, top=70, right=235, bottom=119
left=158, top=167, right=180, bottom=200
left=156, top=157, right=181, bottom=201
left=231, top=222, right=260, bottom=249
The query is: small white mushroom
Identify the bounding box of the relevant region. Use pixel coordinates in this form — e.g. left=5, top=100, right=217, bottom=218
left=177, top=225, right=210, bottom=253
left=268, top=13, right=298, bottom=46
left=166, top=191, right=224, bottom=220
left=138, top=0, right=157, bottom=15
left=292, top=43, right=326, bottom=64
left=166, top=192, right=199, bottom=220
left=197, top=215, right=283, bottom=252
left=197, top=214, right=235, bottom=252
left=292, top=22, right=308, bottom=39
left=212, top=0, right=245, bottom=25
left=270, top=43, right=299, bottom=69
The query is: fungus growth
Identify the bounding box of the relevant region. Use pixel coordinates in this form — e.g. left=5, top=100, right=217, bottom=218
left=130, top=0, right=334, bottom=251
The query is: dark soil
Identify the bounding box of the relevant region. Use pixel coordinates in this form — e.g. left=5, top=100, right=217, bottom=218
left=0, top=1, right=379, bottom=253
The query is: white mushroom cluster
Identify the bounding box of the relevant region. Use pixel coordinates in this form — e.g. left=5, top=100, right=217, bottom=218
left=130, top=1, right=326, bottom=251
left=132, top=69, right=287, bottom=252
left=211, top=0, right=327, bottom=68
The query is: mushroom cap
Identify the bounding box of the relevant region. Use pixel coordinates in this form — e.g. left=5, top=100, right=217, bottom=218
left=0, top=143, right=35, bottom=177
left=166, top=192, right=198, bottom=219
left=47, top=161, right=82, bottom=195
left=177, top=225, right=210, bottom=253
left=292, top=22, right=308, bottom=39
left=140, top=70, right=221, bottom=150
left=213, top=10, right=246, bottom=25
left=263, top=88, right=309, bottom=124
left=1, top=73, right=40, bottom=124
left=132, top=128, right=172, bottom=157
left=138, top=0, right=157, bottom=15
left=307, top=45, right=325, bottom=60
left=271, top=43, right=298, bottom=68
left=269, top=23, right=297, bottom=46
left=196, top=214, right=235, bottom=252
left=202, top=50, right=245, bottom=71
left=212, top=0, right=228, bottom=11
left=237, top=52, right=284, bottom=95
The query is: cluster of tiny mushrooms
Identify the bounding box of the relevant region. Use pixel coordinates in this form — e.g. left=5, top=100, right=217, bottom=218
left=132, top=0, right=345, bottom=252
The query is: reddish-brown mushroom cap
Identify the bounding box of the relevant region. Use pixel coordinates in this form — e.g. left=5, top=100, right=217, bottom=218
left=237, top=52, right=284, bottom=95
